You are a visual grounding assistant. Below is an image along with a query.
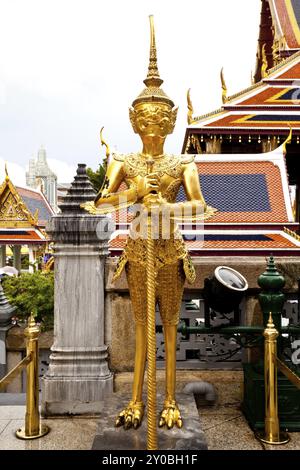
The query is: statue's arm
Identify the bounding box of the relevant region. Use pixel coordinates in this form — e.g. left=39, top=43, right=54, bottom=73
left=168, top=162, right=206, bottom=220
left=82, top=158, right=137, bottom=214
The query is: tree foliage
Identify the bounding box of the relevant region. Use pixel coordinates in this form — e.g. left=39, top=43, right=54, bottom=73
left=86, top=164, right=106, bottom=193
left=2, top=272, right=54, bottom=331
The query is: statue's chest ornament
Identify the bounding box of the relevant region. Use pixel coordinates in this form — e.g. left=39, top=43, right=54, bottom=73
left=123, top=154, right=183, bottom=179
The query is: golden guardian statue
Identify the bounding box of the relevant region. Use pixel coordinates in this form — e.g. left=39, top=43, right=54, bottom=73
left=83, top=16, right=215, bottom=449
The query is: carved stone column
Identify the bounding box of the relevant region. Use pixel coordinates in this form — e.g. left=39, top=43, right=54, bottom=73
left=42, top=164, right=113, bottom=416
left=13, top=245, right=21, bottom=272
left=0, top=245, right=6, bottom=267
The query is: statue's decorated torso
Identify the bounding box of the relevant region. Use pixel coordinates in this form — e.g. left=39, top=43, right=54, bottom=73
left=114, top=153, right=195, bottom=203
left=112, top=153, right=196, bottom=284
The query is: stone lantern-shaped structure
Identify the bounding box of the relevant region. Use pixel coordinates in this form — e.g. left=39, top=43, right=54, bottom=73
left=42, top=164, right=113, bottom=415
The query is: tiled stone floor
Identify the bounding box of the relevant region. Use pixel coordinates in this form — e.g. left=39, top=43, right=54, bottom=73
left=0, top=406, right=98, bottom=450
left=0, top=371, right=299, bottom=450
left=197, top=379, right=300, bottom=450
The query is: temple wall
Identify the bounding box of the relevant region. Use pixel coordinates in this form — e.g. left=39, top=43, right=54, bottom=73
left=3, top=255, right=300, bottom=389
left=104, top=256, right=300, bottom=372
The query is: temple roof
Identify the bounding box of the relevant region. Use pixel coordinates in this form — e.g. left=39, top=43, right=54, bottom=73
left=183, top=1, right=300, bottom=142
left=181, top=159, right=290, bottom=224
left=109, top=230, right=300, bottom=256
left=0, top=170, right=54, bottom=238
left=270, top=0, right=300, bottom=51
left=112, top=148, right=293, bottom=226
left=184, top=50, right=300, bottom=140
left=0, top=228, right=47, bottom=244
left=254, top=1, right=300, bottom=82
left=16, top=187, right=54, bottom=226
left=108, top=147, right=300, bottom=255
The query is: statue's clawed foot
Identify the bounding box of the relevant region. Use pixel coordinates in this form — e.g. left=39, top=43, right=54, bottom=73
left=159, top=400, right=183, bottom=429
left=115, top=401, right=145, bottom=430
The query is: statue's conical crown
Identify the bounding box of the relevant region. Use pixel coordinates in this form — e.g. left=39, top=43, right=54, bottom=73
left=132, top=15, right=175, bottom=108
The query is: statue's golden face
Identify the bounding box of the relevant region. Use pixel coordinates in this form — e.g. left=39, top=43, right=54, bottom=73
left=129, top=102, right=177, bottom=138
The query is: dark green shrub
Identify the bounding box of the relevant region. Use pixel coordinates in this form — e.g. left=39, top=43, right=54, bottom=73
left=2, top=271, right=54, bottom=331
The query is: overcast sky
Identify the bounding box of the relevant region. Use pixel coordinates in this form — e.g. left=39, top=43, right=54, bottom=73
left=0, top=0, right=261, bottom=184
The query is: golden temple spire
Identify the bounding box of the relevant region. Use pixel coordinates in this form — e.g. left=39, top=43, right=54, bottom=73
left=261, top=43, right=268, bottom=79
left=132, top=15, right=174, bottom=108
left=220, top=67, right=228, bottom=104
left=187, top=88, right=194, bottom=125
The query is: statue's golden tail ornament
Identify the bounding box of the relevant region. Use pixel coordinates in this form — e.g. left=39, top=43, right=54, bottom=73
left=100, top=126, right=110, bottom=171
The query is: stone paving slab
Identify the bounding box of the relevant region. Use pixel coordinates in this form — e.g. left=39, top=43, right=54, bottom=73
left=0, top=393, right=26, bottom=405
left=0, top=417, right=98, bottom=450
left=92, top=393, right=207, bottom=450
left=0, top=405, right=26, bottom=419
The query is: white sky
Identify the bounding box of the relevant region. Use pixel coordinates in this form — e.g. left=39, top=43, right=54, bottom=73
left=0, top=0, right=261, bottom=184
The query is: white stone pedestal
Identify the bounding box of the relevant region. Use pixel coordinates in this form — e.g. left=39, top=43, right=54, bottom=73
left=42, top=165, right=113, bottom=415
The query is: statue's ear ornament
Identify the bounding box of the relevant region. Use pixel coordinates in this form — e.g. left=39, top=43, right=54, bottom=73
left=171, top=107, right=179, bottom=126
left=129, top=107, right=138, bottom=133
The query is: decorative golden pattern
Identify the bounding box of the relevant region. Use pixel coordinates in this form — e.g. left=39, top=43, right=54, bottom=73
left=261, top=43, right=268, bottom=79
left=124, top=153, right=182, bottom=178
left=0, top=172, right=38, bottom=228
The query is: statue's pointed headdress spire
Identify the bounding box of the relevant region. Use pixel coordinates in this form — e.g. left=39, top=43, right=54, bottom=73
left=144, top=15, right=163, bottom=88
left=132, top=15, right=175, bottom=108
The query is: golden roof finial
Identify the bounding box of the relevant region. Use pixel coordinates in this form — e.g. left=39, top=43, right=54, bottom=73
left=187, top=88, right=194, bottom=125
left=261, top=43, right=268, bottom=79
left=132, top=15, right=174, bottom=108
left=282, top=125, right=292, bottom=155
left=220, top=67, right=228, bottom=104
left=4, top=162, right=9, bottom=181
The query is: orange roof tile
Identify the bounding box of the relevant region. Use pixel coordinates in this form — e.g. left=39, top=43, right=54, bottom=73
left=237, top=86, right=300, bottom=105
left=109, top=232, right=300, bottom=252
left=194, top=161, right=288, bottom=224
left=271, top=0, right=300, bottom=50
left=204, top=113, right=300, bottom=128
left=276, top=60, right=300, bottom=78
left=0, top=229, right=47, bottom=243
left=109, top=159, right=289, bottom=226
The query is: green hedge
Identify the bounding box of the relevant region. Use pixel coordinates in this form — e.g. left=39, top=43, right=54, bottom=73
left=2, top=272, right=54, bottom=331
